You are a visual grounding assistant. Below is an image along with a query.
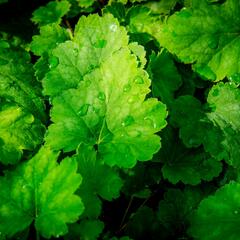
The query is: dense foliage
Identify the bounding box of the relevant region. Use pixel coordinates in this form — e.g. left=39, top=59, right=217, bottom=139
left=0, top=0, right=239, bottom=239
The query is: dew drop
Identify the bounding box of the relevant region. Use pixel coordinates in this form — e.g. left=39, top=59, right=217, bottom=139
left=93, top=39, right=107, bottom=48
left=134, top=76, right=144, bottom=84
left=208, top=38, right=218, bottom=49
left=121, top=115, right=135, bottom=127
left=144, top=117, right=156, bottom=128
left=78, top=104, right=90, bottom=116
left=123, top=84, right=131, bottom=93
left=109, top=23, right=118, bottom=32
left=22, top=185, right=26, bottom=189
left=24, top=114, right=34, bottom=124
left=234, top=210, right=238, bottom=214
left=128, top=97, right=134, bottom=103
left=98, top=92, right=106, bottom=101
left=48, top=56, right=59, bottom=69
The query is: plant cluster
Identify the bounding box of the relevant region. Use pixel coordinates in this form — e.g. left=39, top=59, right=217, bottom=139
left=0, top=0, right=240, bottom=239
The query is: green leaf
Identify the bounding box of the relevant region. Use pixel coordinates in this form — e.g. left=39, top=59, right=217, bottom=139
left=125, top=206, right=161, bottom=239
left=207, top=82, right=240, bottom=167
left=159, top=0, right=240, bottom=80
left=189, top=181, right=240, bottom=240
left=32, top=0, right=71, bottom=26
left=148, top=50, right=182, bottom=106
left=78, top=220, right=104, bottom=240
left=77, top=0, right=95, bottom=8
left=144, top=0, right=178, bottom=14
left=43, top=14, right=128, bottom=97
left=170, top=95, right=226, bottom=160
left=44, top=14, right=167, bottom=168
left=158, top=188, right=202, bottom=237
left=0, top=102, right=45, bottom=165
left=128, top=42, right=147, bottom=67
left=0, top=45, right=46, bottom=122
left=66, top=220, right=104, bottom=240
left=126, top=6, right=162, bottom=41
left=31, top=23, right=69, bottom=56
left=103, top=2, right=126, bottom=25
left=0, top=147, right=83, bottom=238
left=122, top=162, right=161, bottom=197
left=160, top=127, right=222, bottom=185
left=75, top=144, right=123, bottom=218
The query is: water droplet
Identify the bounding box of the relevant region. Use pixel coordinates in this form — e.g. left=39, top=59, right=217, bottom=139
left=128, top=97, right=134, bottom=103
left=109, top=23, right=118, bottom=32
left=234, top=210, right=238, bottom=214
left=212, top=88, right=219, bottom=97
left=121, top=115, right=135, bottom=127
left=48, top=56, right=59, bottom=69
left=208, top=38, right=218, bottom=49
left=134, top=76, right=144, bottom=84
left=0, top=58, right=8, bottom=65
left=98, top=92, right=106, bottom=101
left=56, top=235, right=59, bottom=238
left=123, top=84, right=131, bottom=92
left=22, top=185, right=26, bottom=189
left=78, top=104, right=90, bottom=116
left=73, top=48, right=79, bottom=56
left=93, top=39, right=107, bottom=48
left=144, top=117, right=157, bottom=128
left=24, top=114, right=34, bottom=124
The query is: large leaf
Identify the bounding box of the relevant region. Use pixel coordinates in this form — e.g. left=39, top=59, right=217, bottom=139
left=159, top=127, right=222, bottom=185
left=159, top=0, right=240, bottom=81
left=0, top=147, right=83, bottom=238
left=189, top=181, right=240, bottom=240
left=44, top=14, right=167, bottom=168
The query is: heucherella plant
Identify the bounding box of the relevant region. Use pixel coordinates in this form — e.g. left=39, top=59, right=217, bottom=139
left=0, top=0, right=240, bottom=239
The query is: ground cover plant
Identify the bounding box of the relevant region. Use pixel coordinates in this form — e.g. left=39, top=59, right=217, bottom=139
left=0, top=0, right=239, bottom=239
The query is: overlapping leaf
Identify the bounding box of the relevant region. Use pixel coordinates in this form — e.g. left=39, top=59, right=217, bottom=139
left=32, top=0, right=71, bottom=26
left=0, top=102, right=45, bottom=165
left=159, top=0, right=240, bottom=81
left=159, top=127, right=222, bottom=185
left=0, top=44, right=46, bottom=122
left=74, top=144, right=123, bottom=218
left=189, top=181, right=240, bottom=240
left=44, top=14, right=167, bottom=168
left=0, top=147, right=83, bottom=238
